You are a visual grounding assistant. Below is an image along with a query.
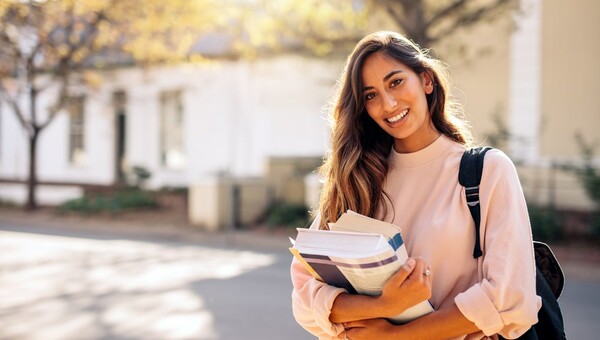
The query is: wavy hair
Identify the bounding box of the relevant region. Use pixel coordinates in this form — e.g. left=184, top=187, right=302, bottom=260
left=317, top=31, right=473, bottom=229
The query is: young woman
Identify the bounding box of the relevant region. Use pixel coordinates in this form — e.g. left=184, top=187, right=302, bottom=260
left=291, top=31, right=541, bottom=340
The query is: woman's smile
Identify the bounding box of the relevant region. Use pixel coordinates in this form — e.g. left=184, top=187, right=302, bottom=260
left=386, top=108, right=409, bottom=124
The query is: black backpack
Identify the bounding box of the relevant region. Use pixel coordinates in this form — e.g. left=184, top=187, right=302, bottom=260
left=459, top=147, right=567, bottom=340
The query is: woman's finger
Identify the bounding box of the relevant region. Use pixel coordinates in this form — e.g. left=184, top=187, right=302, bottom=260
left=387, top=257, right=416, bottom=286
left=410, top=257, right=426, bottom=281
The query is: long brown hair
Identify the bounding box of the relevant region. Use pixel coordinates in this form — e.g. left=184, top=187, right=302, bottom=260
left=317, top=31, right=473, bottom=229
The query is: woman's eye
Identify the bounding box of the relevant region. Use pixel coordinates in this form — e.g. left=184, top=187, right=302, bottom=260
left=390, top=79, right=403, bottom=87
left=365, top=92, right=376, bottom=101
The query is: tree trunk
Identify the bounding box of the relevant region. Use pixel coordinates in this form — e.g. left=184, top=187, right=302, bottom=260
left=26, top=127, right=39, bottom=210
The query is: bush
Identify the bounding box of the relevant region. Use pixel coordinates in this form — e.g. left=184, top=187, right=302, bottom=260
left=590, top=212, right=600, bottom=237
left=528, top=204, right=563, bottom=242
left=266, top=202, right=310, bottom=228
left=570, top=133, right=600, bottom=237
left=58, top=188, right=158, bottom=214
left=0, top=199, right=17, bottom=207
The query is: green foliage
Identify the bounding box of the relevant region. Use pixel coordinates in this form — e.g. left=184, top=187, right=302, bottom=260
left=591, top=212, right=600, bottom=237
left=572, top=134, right=600, bottom=206
left=528, top=204, right=563, bottom=242
left=160, top=186, right=188, bottom=194
left=58, top=188, right=158, bottom=214
left=0, top=198, right=17, bottom=207
left=266, top=202, right=310, bottom=228
left=565, top=133, right=600, bottom=236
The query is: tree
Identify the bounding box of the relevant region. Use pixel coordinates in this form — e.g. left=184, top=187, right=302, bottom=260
left=238, top=0, right=518, bottom=55
left=0, top=0, right=228, bottom=209
left=372, top=0, right=517, bottom=48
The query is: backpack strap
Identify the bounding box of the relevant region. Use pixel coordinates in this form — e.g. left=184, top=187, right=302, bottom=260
left=458, top=146, right=493, bottom=259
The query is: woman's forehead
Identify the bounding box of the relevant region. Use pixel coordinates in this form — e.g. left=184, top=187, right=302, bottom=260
left=362, top=53, right=411, bottom=81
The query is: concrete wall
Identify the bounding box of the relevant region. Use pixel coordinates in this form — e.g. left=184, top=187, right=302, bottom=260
left=188, top=177, right=271, bottom=231
left=539, top=0, right=600, bottom=159
left=265, top=156, right=322, bottom=205
left=517, top=165, right=595, bottom=211
left=0, top=183, right=83, bottom=206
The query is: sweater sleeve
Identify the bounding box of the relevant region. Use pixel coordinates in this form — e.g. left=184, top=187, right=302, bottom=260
left=290, top=215, right=348, bottom=339
left=454, top=150, right=542, bottom=338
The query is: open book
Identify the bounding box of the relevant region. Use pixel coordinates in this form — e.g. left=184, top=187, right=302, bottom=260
left=290, top=210, right=433, bottom=324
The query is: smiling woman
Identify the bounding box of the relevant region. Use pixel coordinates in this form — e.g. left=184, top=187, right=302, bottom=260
left=290, top=31, right=541, bottom=340
left=361, top=52, right=438, bottom=153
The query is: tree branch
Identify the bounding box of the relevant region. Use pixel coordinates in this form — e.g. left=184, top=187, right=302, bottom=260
left=41, top=8, right=109, bottom=129
left=428, top=0, right=513, bottom=44
left=378, top=0, right=411, bottom=35
left=0, top=83, right=33, bottom=136
left=426, top=0, right=467, bottom=32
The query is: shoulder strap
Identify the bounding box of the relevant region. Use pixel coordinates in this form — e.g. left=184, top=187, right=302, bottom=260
left=459, top=146, right=493, bottom=259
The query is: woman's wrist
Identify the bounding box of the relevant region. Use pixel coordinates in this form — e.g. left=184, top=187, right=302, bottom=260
left=330, top=293, right=391, bottom=323
left=372, top=294, right=408, bottom=318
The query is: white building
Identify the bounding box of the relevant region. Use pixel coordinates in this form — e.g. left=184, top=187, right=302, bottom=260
left=1, top=0, right=599, bottom=212
left=0, top=55, right=341, bottom=204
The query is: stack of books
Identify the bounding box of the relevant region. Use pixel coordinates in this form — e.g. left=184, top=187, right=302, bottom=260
left=290, top=210, right=433, bottom=324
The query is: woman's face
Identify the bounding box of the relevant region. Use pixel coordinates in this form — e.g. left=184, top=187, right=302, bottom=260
left=361, top=51, right=439, bottom=153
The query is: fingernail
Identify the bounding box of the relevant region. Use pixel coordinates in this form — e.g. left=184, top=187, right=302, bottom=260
left=406, top=258, right=415, bottom=268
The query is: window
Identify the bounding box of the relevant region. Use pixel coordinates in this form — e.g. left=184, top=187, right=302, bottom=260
left=68, top=96, right=86, bottom=165
left=160, top=90, right=185, bottom=169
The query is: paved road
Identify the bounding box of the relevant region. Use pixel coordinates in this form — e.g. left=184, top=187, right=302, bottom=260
left=0, top=222, right=598, bottom=339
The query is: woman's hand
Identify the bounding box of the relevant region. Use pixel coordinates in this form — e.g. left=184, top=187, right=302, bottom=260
left=329, top=257, right=432, bottom=323
left=375, top=257, right=432, bottom=317
left=344, top=318, right=397, bottom=340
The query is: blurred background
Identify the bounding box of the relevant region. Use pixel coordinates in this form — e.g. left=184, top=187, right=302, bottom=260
left=0, top=0, right=598, bottom=339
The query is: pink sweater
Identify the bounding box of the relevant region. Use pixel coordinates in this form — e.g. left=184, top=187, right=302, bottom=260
left=291, top=135, right=541, bottom=339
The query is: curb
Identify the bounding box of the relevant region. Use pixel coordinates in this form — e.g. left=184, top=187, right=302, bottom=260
left=0, top=211, right=294, bottom=253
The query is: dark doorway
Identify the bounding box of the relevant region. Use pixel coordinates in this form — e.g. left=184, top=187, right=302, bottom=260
left=113, top=91, right=127, bottom=184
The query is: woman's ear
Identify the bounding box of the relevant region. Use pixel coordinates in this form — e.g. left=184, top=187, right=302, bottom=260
left=421, top=71, right=434, bottom=94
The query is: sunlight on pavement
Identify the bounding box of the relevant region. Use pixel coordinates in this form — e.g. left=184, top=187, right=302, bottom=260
left=0, top=230, right=276, bottom=339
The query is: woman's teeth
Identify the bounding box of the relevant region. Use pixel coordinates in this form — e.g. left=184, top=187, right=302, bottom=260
left=387, top=109, right=408, bottom=123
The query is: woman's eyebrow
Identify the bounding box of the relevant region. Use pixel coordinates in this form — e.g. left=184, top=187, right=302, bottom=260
left=383, top=70, right=403, bottom=82
left=363, top=70, right=405, bottom=92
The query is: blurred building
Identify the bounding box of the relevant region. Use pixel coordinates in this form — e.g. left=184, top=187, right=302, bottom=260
left=0, top=0, right=598, bottom=215
left=438, top=0, right=600, bottom=211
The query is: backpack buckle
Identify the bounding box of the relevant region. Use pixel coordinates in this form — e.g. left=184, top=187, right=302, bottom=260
left=465, top=186, right=479, bottom=206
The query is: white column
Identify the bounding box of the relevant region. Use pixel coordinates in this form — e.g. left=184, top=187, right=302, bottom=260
left=508, top=0, right=542, bottom=164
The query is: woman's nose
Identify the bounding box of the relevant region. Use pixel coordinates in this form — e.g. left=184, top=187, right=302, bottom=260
left=383, top=91, right=398, bottom=112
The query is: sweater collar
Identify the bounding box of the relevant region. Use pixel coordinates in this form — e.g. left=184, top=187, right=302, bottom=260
left=389, top=134, right=456, bottom=168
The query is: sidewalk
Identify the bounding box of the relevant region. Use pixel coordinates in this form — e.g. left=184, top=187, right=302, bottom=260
left=1, top=207, right=599, bottom=282
left=0, top=209, right=308, bottom=340
left=0, top=207, right=295, bottom=252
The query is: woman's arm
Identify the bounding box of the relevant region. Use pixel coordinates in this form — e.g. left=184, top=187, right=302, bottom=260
left=291, top=258, right=348, bottom=339
left=344, top=304, right=479, bottom=340
left=454, top=150, right=540, bottom=337
left=291, top=214, right=349, bottom=339
left=330, top=257, right=432, bottom=323
left=392, top=304, right=479, bottom=339
left=347, top=151, right=541, bottom=339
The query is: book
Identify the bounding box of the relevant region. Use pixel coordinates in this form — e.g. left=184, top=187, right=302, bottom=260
left=290, top=210, right=433, bottom=324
